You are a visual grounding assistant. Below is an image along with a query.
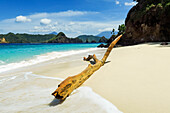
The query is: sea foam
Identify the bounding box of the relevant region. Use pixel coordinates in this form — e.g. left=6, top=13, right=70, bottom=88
left=0, top=60, right=5, bottom=64
left=0, top=72, right=122, bottom=113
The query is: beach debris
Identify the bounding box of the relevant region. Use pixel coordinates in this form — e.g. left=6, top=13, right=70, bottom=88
left=52, top=35, right=122, bottom=100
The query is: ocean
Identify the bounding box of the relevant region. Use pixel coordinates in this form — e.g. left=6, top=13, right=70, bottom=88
left=0, top=43, right=101, bottom=73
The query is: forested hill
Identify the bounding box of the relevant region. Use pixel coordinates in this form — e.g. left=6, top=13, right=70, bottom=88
left=77, top=35, right=107, bottom=43
left=0, top=32, right=107, bottom=43
left=0, top=32, right=55, bottom=43
left=48, top=32, right=108, bottom=43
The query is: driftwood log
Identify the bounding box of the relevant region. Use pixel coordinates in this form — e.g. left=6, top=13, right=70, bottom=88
left=52, top=35, right=122, bottom=100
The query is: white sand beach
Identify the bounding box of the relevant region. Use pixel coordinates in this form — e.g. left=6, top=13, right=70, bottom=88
left=1, top=43, right=170, bottom=113
left=85, top=44, right=170, bottom=113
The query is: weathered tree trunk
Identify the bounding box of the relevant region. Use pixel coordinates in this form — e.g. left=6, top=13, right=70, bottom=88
left=52, top=35, right=122, bottom=100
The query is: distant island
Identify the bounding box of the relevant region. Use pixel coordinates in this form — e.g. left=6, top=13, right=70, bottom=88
left=0, top=32, right=108, bottom=43
left=0, top=33, right=55, bottom=43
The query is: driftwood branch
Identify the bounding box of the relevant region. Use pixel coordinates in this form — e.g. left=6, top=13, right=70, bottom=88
left=52, top=35, right=122, bottom=100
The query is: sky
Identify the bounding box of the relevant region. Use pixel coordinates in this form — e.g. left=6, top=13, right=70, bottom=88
left=0, top=0, right=137, bottom=37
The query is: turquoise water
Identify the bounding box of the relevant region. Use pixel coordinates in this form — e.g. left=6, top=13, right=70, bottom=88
left=0, top=43, right=100, bottom=65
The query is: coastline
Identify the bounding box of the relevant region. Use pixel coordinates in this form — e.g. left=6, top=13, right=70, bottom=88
left=0, top=47, right=123, bottom=113
left=0, top=0, right=169, bottom=112
left=0, top=47, right=105, bottom=75
left=1, top=43, right=170, bottom=113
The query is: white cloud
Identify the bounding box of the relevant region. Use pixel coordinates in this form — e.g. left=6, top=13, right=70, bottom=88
left=54, top=22, right=58, bottom=25
left=29, top=10, right=98, bottom=19
left=30, top=20, right=124, bottom=37
left=124, top=2, right=137, bottom=6
left=15, top=16, right=31, bottom=23
left=98, top=27, right=113, bottom=32
left=69, top=22, right=75, bottom=25
left=115, top=0, right=120, bottom=5
left=40, top=18, right=51, bottom=25
left=54, top=10, right=90, bottom=16
left=0, top=10, right=123, bottom=37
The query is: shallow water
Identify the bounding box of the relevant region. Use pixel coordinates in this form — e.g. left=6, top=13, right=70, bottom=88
left=0, top=43, right=101, bottom=65
left=0, top=72, right=122, bottom=113
left=0, top=43, right=106, bottom=74
left=0, top=48, right=105, bottom=74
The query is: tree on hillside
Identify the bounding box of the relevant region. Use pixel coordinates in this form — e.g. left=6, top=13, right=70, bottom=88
left=86, top=39, right=89, bottom=43
left=111, top=28, right=115, bottom=35
left=118, top=24, right=126, bottom=35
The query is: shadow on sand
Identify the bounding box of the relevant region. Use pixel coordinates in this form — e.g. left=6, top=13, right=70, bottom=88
left=90, top=61, right=111, bottom=65
left=105, top=61, right=111, bottom=64
left=49, top=98, right=65, bottom=106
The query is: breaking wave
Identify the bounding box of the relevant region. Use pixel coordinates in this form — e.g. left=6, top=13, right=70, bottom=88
left=0, top=72, right=122, bottom=113
left=0, top=48, right=104, bottom=73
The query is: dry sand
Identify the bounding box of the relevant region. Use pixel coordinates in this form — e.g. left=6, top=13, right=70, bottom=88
left=85, top=44, right=170, bottom=113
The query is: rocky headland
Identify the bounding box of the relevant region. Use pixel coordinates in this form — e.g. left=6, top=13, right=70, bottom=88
left=119, top=0, right=170, bottom=46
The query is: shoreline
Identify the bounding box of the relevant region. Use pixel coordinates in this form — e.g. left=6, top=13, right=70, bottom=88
left=0, top=47, right=106, bottom=76
left=0, top=47, right=123, bottom=113
left=1, top=43, right=170, bottom=113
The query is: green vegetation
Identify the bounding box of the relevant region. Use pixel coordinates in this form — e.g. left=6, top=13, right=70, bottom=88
left=165, top=2, right=170, bottom=7
left=157, top=3, right=163, bottom=8
left=110, top=24, right=126, bottom=39
left=130, top=0, right=170, bottom=22
left=0, top=32, right=108, bottom=43
left=48, top=32, right=108, bottom=43
left=118, top=24, right=126, bottom=35
left=77, top=35, right=106, bottom=43
left=48, top=32, right=65, bottom=43
left=48, top=32, right=83, bottom=43
left=0, top=32, right=55, bottom=43
left=146, top=4, right=156, bottom=11
left=111, top=28, right=115, bottom=35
